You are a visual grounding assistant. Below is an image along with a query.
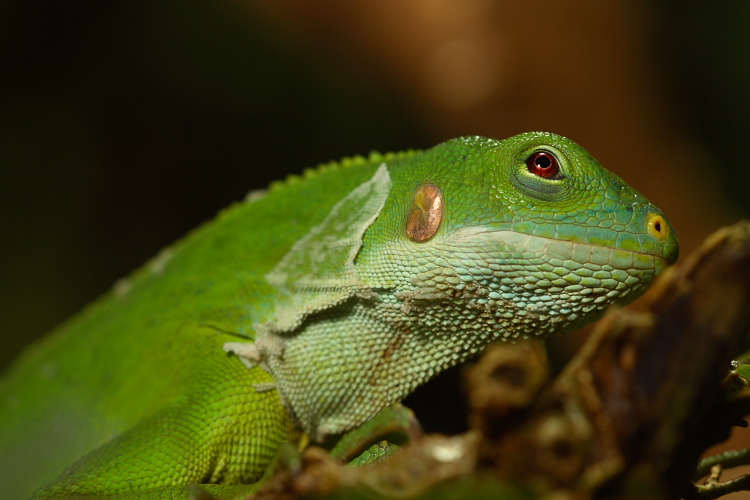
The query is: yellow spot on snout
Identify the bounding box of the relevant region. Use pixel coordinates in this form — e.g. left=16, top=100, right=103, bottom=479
left=647, top=214, right=669, bottom=240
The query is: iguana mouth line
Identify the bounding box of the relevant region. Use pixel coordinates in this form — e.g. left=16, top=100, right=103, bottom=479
left=451, top=227, right=669, bottom=264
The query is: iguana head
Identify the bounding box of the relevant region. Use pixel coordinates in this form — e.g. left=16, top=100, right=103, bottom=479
left=257, top=132, right=678, bottom=440
left=357, top=132, right=678, bottom=337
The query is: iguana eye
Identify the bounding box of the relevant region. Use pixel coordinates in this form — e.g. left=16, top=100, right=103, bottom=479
left=526, top=151, right=561, bottom=179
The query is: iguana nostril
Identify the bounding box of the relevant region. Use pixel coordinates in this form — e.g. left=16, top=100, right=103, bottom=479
left=647, top=214, right=668, bottom=240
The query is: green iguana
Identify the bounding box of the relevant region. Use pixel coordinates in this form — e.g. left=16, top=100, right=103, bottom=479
left=0, top=132, right=679, bottom=499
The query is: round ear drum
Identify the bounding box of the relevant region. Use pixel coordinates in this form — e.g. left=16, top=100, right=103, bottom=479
left=407, top=183, right=443, bottom=243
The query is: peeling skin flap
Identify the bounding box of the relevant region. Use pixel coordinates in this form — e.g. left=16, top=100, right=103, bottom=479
left=263, top=164, right=392, bottom=332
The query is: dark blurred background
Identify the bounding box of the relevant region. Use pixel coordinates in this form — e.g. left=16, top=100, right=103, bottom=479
left=1, top=1, right=747, bottom=375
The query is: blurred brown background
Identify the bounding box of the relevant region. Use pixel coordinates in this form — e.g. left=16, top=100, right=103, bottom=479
left=1, top=1, right=747, bottom=374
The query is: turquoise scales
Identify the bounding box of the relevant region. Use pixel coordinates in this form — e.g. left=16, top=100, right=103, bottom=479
left=0, top=132, right=678, bottom=499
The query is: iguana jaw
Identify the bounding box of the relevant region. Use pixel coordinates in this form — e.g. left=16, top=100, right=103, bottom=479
left=450, top=227, right=676, bottom=269
left=397, top=227, right=673, bottom=322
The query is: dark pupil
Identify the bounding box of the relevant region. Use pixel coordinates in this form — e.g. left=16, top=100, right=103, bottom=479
left=535, top=154, right=551, bottom=169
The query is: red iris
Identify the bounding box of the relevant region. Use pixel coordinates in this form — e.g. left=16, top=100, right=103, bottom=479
left=526, top=151, right=560, bottom=179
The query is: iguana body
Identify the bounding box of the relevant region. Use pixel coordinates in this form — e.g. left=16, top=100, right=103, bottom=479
left=0, top=133, right=678, bottom=499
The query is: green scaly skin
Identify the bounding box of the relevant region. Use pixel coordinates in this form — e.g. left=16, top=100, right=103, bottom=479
left=0, top=132, right=678, bottom=499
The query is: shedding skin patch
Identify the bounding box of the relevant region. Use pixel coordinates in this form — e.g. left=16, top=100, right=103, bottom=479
left=149, top=248, right=174, bottom=276
left=407, top=183, right=443, bottom=242
left=229, top=165, right=392, bottom=384
left=261, top=163, right=393, bottom=333
left=223, top=342, right=261, bottom=368
left=113, top=278, right=131, bottom=299
left=244, top=189, right=267, bottom=204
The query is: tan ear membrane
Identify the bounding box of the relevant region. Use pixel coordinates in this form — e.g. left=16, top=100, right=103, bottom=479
left=406, top=183, right=443, bottom=242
